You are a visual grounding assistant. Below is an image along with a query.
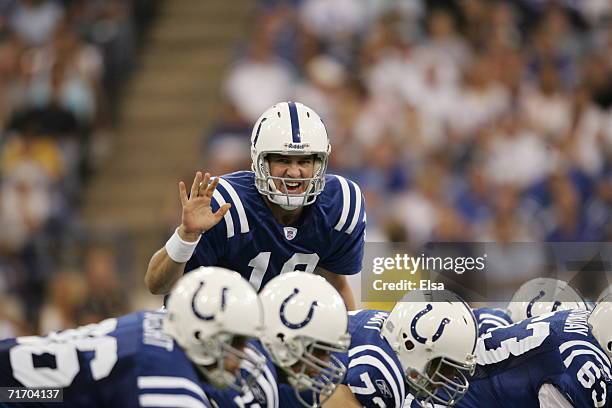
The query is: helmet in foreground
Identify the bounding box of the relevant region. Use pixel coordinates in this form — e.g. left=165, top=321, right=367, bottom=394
left=507, top=278, right=588, bottom=322
left=382, top=290, right=478, bottom=407
left=259, top=272, right=349, bottom=407
left=164, top=267, right=263, bottom=389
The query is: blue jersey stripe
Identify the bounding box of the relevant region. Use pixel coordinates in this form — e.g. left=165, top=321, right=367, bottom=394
left=287, top=101, right=301, bottom=143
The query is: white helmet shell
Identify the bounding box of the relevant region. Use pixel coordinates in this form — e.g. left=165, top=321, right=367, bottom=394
left=251, top=102, right=330, bottom=210
left=259, top=272, right=349, bottom=405
left=382, top=290, right=478, bottom=407
left=507, top=278, right=588, bottom=322
left=164, top=267, right=263, bottom=387
left=589, top=296, right=612, bottom=360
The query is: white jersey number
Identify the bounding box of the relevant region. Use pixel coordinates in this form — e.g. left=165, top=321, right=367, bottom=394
left=248, top=252, right=320, bottom=291
left=9, top=318, right=118, bottom=387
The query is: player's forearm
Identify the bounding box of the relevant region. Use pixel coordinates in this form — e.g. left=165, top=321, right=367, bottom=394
left=323, top=385, right=362, bottom=408
left=145, top=247, right=186, bottom=295
left=338, top=283, right=356, bottom=311
left=315, top=268, right=357, bottom=310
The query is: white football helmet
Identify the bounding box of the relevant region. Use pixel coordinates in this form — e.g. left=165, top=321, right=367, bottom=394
left=259, top=272, right=350, bottom=407
left=597, top=285, right=612, bottom=303
left=507, top=278, right=588, bottom=322
left=164, top=267, right=264, bottom=389
left=250, top=101, right=331, bottom=210
left=589, top=295, right=612, bottom=360
left=381, top=290, right=478, bottom=407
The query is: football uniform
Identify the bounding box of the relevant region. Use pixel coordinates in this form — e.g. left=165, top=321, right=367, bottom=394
left=0, top=311, right=212, bottom=407
left=334, top=310, right=407, bottom=408
left=203, top=340, right=280, bottom=408
left=456, top=309, right=612, bottom=408
left=0, top=311, right=278, bottom=408
left=473, top=307, right=513, bottom=336
left=185, top=171, right=366, bottom=291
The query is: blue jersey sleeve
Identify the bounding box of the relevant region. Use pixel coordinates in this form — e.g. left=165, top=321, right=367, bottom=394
left=345, top=364, right=404, bottom=408
left=319, top=175, right=366, bottom=276
left=473, top=307, right=512, bottom=336
left=554, top=340, right=612, bottom=408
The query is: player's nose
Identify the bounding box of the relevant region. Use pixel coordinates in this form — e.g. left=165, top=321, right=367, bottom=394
left=285, top=162, right=301, bottom=178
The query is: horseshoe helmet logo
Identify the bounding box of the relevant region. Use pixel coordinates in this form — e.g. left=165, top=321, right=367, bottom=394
left=526, top=290, right=546, bottom=318
left=191, top=281, right=228, bottom=321
left=410, top=304, right=451, bottom=344
left=279, top=288, right=318, bottom=329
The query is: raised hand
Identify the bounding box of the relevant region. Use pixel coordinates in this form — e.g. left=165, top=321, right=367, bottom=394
left=177, top=171, right=231, bottom=241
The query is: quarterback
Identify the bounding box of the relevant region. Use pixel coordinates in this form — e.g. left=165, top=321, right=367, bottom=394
left=145, top=101, right=366, bottom=308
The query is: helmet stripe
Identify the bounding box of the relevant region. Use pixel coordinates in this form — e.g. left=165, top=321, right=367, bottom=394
left=253, top=117, right=267, bottom=147
left=287, top=101, right=301, bottom=143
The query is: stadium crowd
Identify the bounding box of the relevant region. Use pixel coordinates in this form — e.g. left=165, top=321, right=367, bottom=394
left=0, top=0, right=157, bottom=336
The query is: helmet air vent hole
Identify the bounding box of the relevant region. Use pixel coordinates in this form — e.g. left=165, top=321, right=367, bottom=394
left=194, top=331, right=201, bottom=340
left=277, top=111, right=281, bottom=118
left=306, top=111, right=310, bottom=118
left=404, top=340, right=415, bottom=351
left=608, top=341, right=611, bottom=351
left=402, top=332, right=408, bottom=339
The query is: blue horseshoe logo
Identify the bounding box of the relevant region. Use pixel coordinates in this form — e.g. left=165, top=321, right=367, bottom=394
left=280, top=288, right=318, bottom=329
left=526, top=290, right=546, bottom=318
left=191, top=281, right=228, bottom=321
left=410, top=304, right=451, bottom=344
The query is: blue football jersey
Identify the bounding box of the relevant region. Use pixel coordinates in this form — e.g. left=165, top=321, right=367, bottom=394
left=0, top=311, right=212, bottom=408
left=334, top=310, right=407, bottom=408
left=473, top=307, right=513, bottom=336
left=456, top=309, right=612, bottom=408
left=185, top=171, right=366, bottom=291
left=203, top=340, right=279, bottom=408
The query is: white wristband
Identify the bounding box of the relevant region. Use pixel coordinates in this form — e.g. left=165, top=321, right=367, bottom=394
left=165, top=228, right=201, bottom=263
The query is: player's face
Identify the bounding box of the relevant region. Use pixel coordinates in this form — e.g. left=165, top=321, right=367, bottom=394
left=290, top=347, right=330, bottom=377
left=267, top=154, right=315, bottom=195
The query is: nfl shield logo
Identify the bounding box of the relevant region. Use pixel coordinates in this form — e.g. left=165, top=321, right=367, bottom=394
left=283, top=227, right=297, bottom=240
left=375, top=379, right=393, bottom=399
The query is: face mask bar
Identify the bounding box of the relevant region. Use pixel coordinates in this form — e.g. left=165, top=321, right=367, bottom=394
left=198, top=334, right=264, bottom=392
left=283, top=339, right=349, bottom=408
left=407, top=356, right=475, bottom=407
left=253, top=153, right=328, bottom=208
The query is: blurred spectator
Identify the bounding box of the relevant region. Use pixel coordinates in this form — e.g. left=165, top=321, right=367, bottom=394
left=8, top=0, right=64, bottom=47
left=79, top=246, right=128, bottom=324
left=38, top=270, right=87, bottom=334
left=224, top=16, right=295, bottom=123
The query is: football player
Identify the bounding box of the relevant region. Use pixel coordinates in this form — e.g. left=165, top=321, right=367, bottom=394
left=0, top=267, right=267, bottom=407
left=145, top=101, right=366, bottom=309
left=472, top=307, right=513, bottom=336
left=258, top=272, right=351, bottom=407
left=506, top=277, right=589, bottom=322
left=326, top=290, right=478, bottom=408
left=454, top=301, right=612, bottom=407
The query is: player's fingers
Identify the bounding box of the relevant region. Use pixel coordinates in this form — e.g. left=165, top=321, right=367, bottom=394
left=190, top=171, right=201, bottom=199
left=198, top=172, right=211, bottom=196
left=206, top=176, right=220, bottom=197
left=214, top=203, right=231, bottom=220
left=178, top=181, right=188, bottom=206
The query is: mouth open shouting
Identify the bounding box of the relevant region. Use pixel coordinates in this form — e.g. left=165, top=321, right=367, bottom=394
left=276, top=179, right=307, bottom=195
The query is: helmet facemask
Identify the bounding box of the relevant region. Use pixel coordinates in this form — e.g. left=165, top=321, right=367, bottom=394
left=406, top=356, right=475, bottom=407
left=253, top=152, right=328, bottom=210
left=271, top=335, right=349, bottom=407
left=192, top=333, right=264, bottom=392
